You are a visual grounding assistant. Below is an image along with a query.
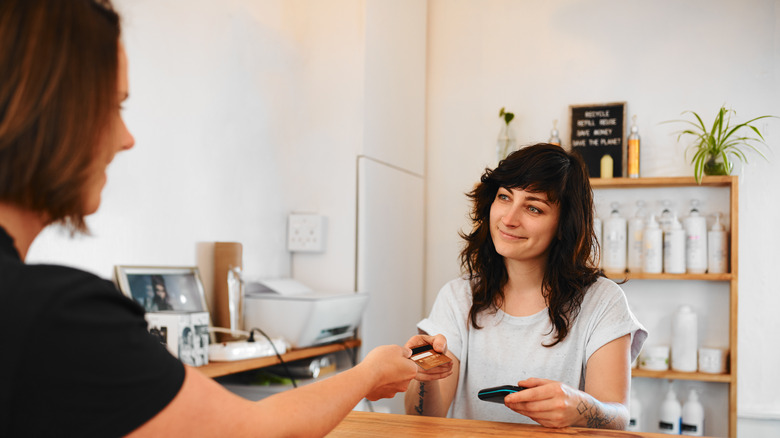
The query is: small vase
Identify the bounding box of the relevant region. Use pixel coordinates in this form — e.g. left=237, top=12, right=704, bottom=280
left=497, top=124, right=516, bottom=162
left=703, top=156, right=732, bottom=176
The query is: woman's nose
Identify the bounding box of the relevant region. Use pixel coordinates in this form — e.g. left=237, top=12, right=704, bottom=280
left=119, top=117, right=135, bottom=151
left=501, top=205, right=522, bottom=227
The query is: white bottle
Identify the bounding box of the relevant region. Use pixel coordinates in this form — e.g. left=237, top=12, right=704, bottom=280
left=628, top=388, right=642, bottom=432
left=664, top=213, right=686, bottom=274
left=672, top=305, right=698, bottom=372
left=659, top=200, right=674, bottom=232
left=642, top=214, right=663, bottom=274
left=627, top=200, right=646, bottom=273
left=684, top=200, right=708, bottom=274
left=593, top=215, right=603, bottom=268
left=602, top=202, right=627, bottom=273
left=681, top=389, right=705, bottom=436
left=659, top=386, right=682, bottom=434
left=707, top=213, right=728, bottom=274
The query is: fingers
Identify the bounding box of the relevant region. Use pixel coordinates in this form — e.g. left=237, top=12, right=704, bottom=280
left=503, top=380, right=579, bottom=428
left=515, top=377, right=548, bottom=389
left=413, top=362, right=454, bottom=382
left=363, top=345, right=420, bottom=401
left=404, top=333, right=448, bottom=355
left=366, top=380, right=412, bottom=401
left=430, top=334, right=448, bottom=354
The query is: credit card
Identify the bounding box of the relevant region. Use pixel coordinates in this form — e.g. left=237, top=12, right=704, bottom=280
left=410, top=344, right=452, bottom=370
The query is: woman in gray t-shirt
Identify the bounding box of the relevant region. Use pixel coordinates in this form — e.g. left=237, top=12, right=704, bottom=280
left=403, top=143, right=647, bottom=430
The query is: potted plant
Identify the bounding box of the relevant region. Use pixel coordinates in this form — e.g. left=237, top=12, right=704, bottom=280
left=497, top=107, right=516, bottom=161
left=668, top=106, right=777, bottom=183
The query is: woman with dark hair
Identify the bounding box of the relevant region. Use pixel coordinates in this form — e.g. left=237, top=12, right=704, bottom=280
left=150, top=274, right=174, bottom=311
left=404, top=144, right=646, bottom=430
left=0, top=1, right=417, bottom=436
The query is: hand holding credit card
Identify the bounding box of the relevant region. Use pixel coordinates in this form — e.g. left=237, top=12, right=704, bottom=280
left=410, top=343, right=452, bottom=370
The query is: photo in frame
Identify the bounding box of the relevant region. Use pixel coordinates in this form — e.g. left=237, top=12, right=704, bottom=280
left=114, top=266, right=209, bottom=313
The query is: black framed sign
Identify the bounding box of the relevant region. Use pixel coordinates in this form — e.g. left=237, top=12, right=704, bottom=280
left=570, top=102, right=626, bottom=178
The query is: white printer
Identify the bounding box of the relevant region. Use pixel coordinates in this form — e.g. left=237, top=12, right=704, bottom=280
left=242, top=278, right=368, bottom=349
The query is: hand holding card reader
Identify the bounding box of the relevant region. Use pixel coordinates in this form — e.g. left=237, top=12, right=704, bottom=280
left=410, top=344, right=451, bottom=370
left=478, top=385, right=526, bottom=403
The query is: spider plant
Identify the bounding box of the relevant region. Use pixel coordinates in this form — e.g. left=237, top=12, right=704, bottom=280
left=668, top=106, right=777, bottom=183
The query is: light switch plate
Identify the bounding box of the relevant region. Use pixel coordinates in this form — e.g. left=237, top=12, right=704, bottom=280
left=287, top=213, right=327, bottom=253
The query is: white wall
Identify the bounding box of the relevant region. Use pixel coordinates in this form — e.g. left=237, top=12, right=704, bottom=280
left=424, top=0, right=780, bottom=434
left=27, top=0, right=367, bottom=291
left=30, top=0, right=290, bottom=279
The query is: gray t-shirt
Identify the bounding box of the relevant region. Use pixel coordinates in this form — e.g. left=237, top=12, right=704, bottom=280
left=418, top=276, right=647, bottom=424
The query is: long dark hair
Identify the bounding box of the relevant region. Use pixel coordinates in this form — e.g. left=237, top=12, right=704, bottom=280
left=459, top=143, right=601, bottom=346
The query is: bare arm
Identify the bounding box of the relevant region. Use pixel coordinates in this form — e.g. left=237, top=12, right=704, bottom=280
left=403, top=334, right=458, bottom=418
left=127, top=344, right=418, bottom=438
left=504, top=334, right=631, bottom=429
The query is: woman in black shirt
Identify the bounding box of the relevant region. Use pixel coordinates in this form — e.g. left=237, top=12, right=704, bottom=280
left=0, top=1, right=420, bottom=436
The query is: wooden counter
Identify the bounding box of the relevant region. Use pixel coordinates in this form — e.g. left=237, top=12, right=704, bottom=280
left=326, top=411, right=690, bottom=438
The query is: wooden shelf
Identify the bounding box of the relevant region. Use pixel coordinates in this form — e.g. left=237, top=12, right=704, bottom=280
left=632, top=368, right=733, bottom=383
left=590, top=175, right=735, bottom=188
left=197, top=338, right=361, bottom=379
left=592, top=175, right=738, bottom=437
left=604, top=272, right=732, bottom=281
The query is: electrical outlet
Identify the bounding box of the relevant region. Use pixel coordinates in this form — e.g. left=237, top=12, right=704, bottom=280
left=287, top=213, right=327, bottom=253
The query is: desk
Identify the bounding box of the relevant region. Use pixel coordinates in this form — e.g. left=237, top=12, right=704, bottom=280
left=326, top=411, right=679, bottom=438
left=198, top=339, right=361, bottom=378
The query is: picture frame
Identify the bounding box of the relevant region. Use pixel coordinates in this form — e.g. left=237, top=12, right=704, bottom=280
left=569, top=102, right=627, bottom=178
left=114, top=266, right=209, bottom=314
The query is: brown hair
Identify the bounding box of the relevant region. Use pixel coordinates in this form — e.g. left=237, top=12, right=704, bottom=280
left=0, top=0, right=121, bottom=232
left=460, top=143, right=601, bottom=346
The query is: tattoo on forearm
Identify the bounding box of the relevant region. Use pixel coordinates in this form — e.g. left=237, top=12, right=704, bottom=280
left=577, top=399, right=618, bottom=429
left=414, top=383, right=426, bottom=415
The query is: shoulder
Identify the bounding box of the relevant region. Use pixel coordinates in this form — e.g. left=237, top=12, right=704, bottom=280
left=423, top=277, right=474, bottom=328
left=2, top=262, right=143, bottom=333
left=7, top=260, right=117, bottom=295
left=578, top=277, right=631, bottom=317
left=584, top=276, right=626, bottom=302
left=441, top=277, right=473, bottom=295
left=435, top=277, right=473, bottom=307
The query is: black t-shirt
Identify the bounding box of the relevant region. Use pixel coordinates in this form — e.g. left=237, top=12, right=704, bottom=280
left=0, top=226, right=185, bottom=437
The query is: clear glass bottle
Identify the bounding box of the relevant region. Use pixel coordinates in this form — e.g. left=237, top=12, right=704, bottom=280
left=548, top=119, right=561, bottom=146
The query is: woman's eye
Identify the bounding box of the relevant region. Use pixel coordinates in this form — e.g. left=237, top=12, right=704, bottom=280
left=529, top=206, right=541, bottom=214
left=498, top=193, right=509, bottom=201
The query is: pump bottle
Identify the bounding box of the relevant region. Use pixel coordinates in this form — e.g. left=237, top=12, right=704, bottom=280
left=627, top=115, right=640, bottom=178
left=628, top=388, right=642, bottom=432
left=707, top=213, right=728, bottom=274
left=664, top=213, right=686, bottom=273
left=627, top=200, right=646, bottom=273
left=672, top=305, right=698, bottom=372
left=681, top=389, right=705, bottom=436
left=642, top=214, right=663, bottom=274
left=659, top=386, right=682, bottom=434
left=602, top=202, right=627, bottom=273
left=684, top=200, right=708, bottom=274
left=659, top=200, right=674, bottom=232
